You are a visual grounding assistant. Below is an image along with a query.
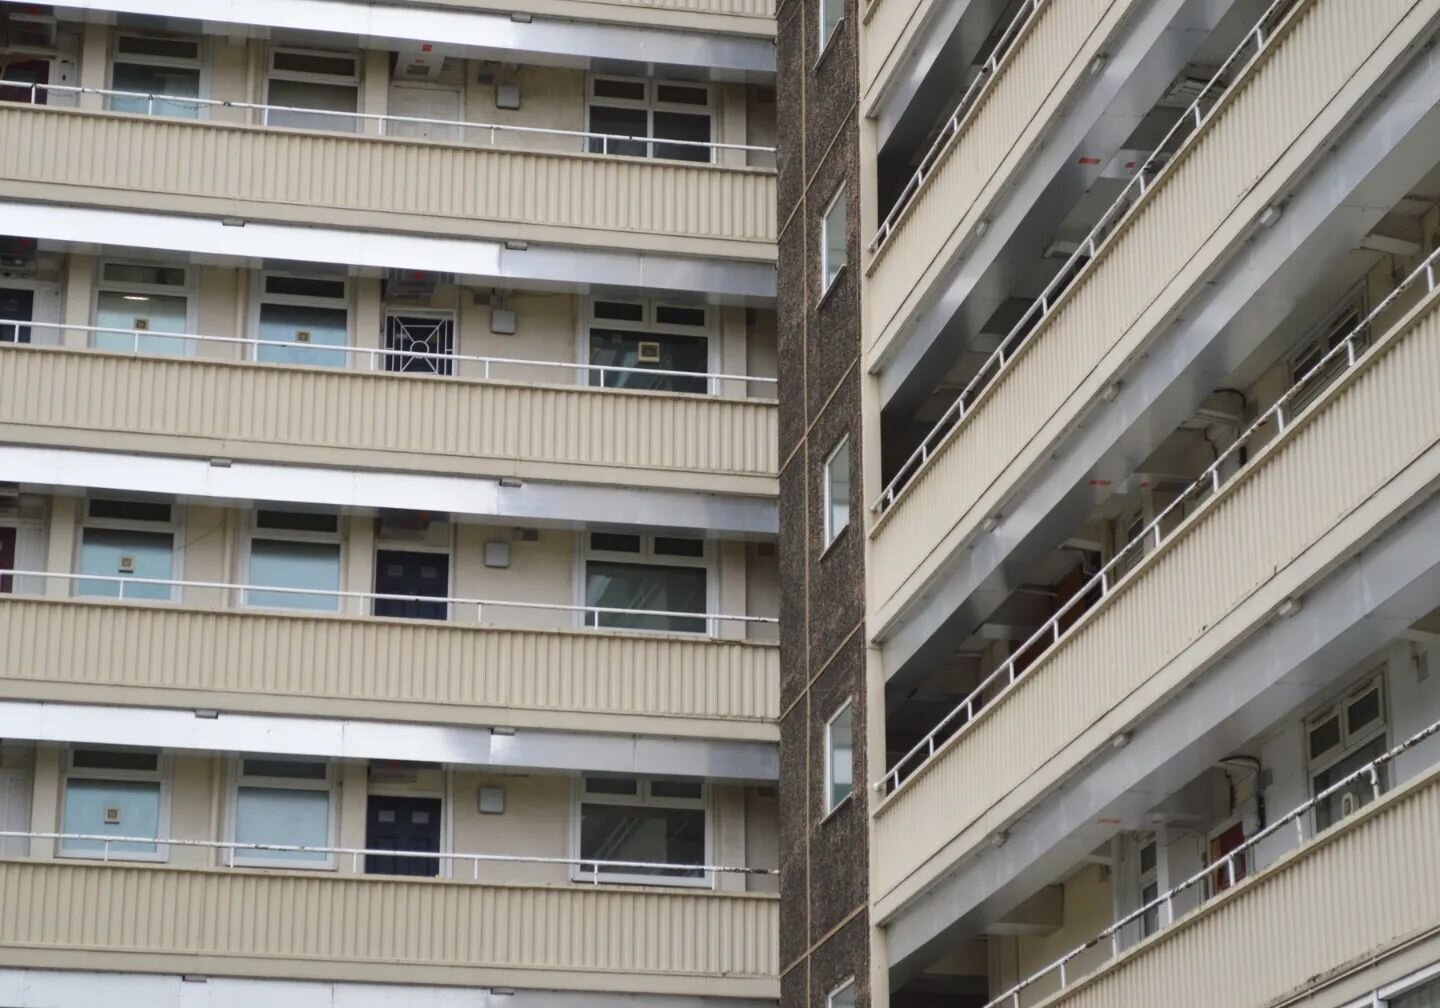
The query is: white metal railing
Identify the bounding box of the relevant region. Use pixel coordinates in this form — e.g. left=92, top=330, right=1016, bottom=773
left=0, top=568, right=777, bottom=636
left=0, top=319, right=778, bottom=396
left=878, top=239, right=1440, bottom=797
left=978, top=717, right=1440, bottom=1007
left=0, top=830, right=777, bottom=889
left=869, top=0, right=1049, bottom=254
left=6, top=82, right=776, bottom=159
left=872, top=0, right=1300, bottom=515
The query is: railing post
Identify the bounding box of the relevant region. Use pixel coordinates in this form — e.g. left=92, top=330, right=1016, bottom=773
left=103, top=838, right=111, bottom=862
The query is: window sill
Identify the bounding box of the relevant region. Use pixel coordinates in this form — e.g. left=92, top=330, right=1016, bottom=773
left=817, top=262, right=847, bottom=308
left=814, top=18, right=845, bottom=73
left=819, top=521, right=851, bottom=561
left=820, top=789, right=854, bottom=824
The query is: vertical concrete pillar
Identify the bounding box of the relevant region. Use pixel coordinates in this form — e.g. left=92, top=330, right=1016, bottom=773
left=361, top=49, right=390, bottom=136
left=29, top=744, right=61, bottom=859
left=345, top=515, right=376, bottom=617
left=77, top=23, right=106, bottom=110
left=43, top=496, right=79, bottom=598
left=61, top=254, right=95, bottom=348
left=336, top=761, right=369, bottom=875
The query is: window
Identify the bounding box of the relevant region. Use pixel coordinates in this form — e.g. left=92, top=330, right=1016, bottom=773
left=819, top=0, right=845, bottom=55
left=265, top=48, right=360, bottom=133
left=1388, top=976, right=1440, bottom=1007
left=587, top=76, right=713, bottom=163
left=1289, top=291, right=1367, bottom=413
left=574, top=775, right=707, bottom=884
left=76, top=497, right=177, bottom=601
left=583, top=532, right=709, bottom=633
left=825, top=700, right=854, bottom=812
left=823, top=436, right=851, bottom=547
left=244, top=510, right=342, bottom=612
left=828, top=980, right=857, bottom=1008
left=1308, top=673, right=1387, bottom=831
left=93, top=261, right=191, bottom=355
left=61, top=746, right=166, bottom=860
left=821, top=186, right=847, bottom=294
left=385, top=311, right=455, bottom=375
left=109, top=33, right=202, bottom=118
left=232, top=756, right=334, bottom=867
left=586, top=299, right=711, bottom=394
left=256, top=272, right=350, bottom=367
left=1137, top=837, right=1159, bottom=938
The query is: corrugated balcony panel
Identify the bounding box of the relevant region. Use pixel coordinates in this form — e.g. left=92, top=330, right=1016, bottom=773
left=0, top=347, right=779, bottom=492
left=865, top=0, right=1124, bottom=351
left=873, top=281, right=1440, bottom=902
left=868, top=0, right=1420, bottom=622
left=0, top=860, right=779, bottom=995
left=0, top=597, right=780, bottom=732
left=0, top=106, right=777, bottom=256
left=1043, top=764, right=1440, bottom=1008
left=426, top=0, right=776, bottom=17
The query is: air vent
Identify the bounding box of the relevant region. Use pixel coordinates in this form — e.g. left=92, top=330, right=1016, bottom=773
left=393, top=44, right=445, bottom=82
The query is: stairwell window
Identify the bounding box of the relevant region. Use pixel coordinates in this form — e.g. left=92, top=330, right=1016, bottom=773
left=828, top=979, right=857, bottom=1008
left=573, top=775, right=708, bottom=884
left=821, top=186, right=848, bottom=295
left=819, top=0, right=845, bottom=56
left=109, top=33, right=203, bottom=119
left=231, top=756, right=335, bottom=868
left=587, top=76, right=713, bottom=163
left=823, top=436, right=851, bottom=547
left=61, top=746, right=168, bottom=861
left=825, top=700, right=854, bottom=813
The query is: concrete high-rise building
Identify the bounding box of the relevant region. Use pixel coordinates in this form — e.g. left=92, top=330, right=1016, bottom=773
left=0, top=1, right=783, bottom=1004
left=776, top=0, right=1440, bottom=1007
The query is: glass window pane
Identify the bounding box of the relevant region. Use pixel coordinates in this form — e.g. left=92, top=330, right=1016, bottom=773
left=585, top=561, right=706, bottom=633
left=655, top=84, right=708, bottom=106
left=257, top=303, right=349, bottom=367
left=72, top=747, right=159, bottom=772
left=265, top=275, right=346, bottom=299
left=654, top=536, right=704, bottom=558
left=95, top=291, right=190, bottom=355
left=588, top=328, right=708, bottom=393
left=827, top=705, right=853, bottom=810
left=590, top=532, right=642, bottom=553
left=649, top=779, right=703, bottom=800
left=266, top=79, right=358, bottom=132
left=652, top=111, right=711, bottom=163
left=89, top=498, right=172, bottom=523
left=593, top=78, right=646, bottom=101
left=1313, top=734, right=1388, bottom=831
left=1346, top=686, right=1382, bottom=735
left=77, top=529, right=174, bottom=599
left=102, top=263, right=186, bottom=287
left=654, top=305, right=706, bottom=327
left=820, top=0, right=844, bottom=47
left=247, top=539, right=341, bottom=611
left=272, top=51, right=357, bottom=78
left=588, top=105, right=648, bottom=156
left=829, top=981, right=857, bottom=1008
left=823, top=191, right=848, bottom=291
left=62, top=779, right=160, bottom=855
left=256, top=510, right=338, bottom=534
left=110, top=62, right=200, bottom=118
left=580, top=803, right=704, bottom=877
left=585, top=776, right=640, bottom=796
left=242, top=757, right=328, bottom=780
left=826, top=440, right=851, bottom=545
left=116, top=35, right=200, bottom=60
left=593, top=301, right=645, bottom=322
left=1308, top=714, right=1341, bottom=759
left=235, top=786, right=330, bottom=862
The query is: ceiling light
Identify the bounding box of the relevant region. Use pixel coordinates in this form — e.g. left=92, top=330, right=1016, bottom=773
left=981, top=515, right=1001, bottom=532
left=1101, top=381, right=1123, bottom=402
left=1259, top=204, right=1283, bottom=228
left=1277, top=597, right=1302, bottom=618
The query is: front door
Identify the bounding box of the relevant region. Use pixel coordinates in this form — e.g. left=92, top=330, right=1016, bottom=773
left=0, top=288, right=33, bottom=343
left=374, top=549, right=449, bottom=620
left=365, top=795, right=442, bottom=877
left=0, top=527, right=15, bottom=593
left=1207, top=821, right=1248, bottom=896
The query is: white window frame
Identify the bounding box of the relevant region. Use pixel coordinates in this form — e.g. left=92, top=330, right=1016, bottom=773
left=581, top=296, right=718, bottom=392
left=240, top=509, right=345, bottom=612
left=263, top=46, right=361, bottom=130
left=1136, top=833, right=1160, bottom=939
left=827, top=978, right=857, bottom=1008
left=576, top=532, right=716, bottom=633
left=820, top=185, right=847, bottom=296
left=824, top=698, right=854, bottom=814
left=251, top=270, right=353, bottom=365
left=60, top=745, right=171, bottom=863
left=1378, top=963, right=1440, bottom=1005
left=93, top=258, right=196, bottom=354
left=822, top=435, right=851, bottom=549
left=818, top=0, right=845, bottom=60
left=228, top=755, right=337, bottom=870
left=1305, top=671, right=1388, bottom=828
left=76, top=495, right=184, bottom=602
left=586, top=75, right=715, bottom=162
left=569, top=774, right=711, bottom=887
left=107, top=31, right=207, bottom=118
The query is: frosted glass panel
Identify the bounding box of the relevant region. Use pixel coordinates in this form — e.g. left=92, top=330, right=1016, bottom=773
left=94, top=291, right=189, bottom=355
left=247, top=539, right=341, bottom=611
left=236, top=787, right=329, bottom=862
left=77, top=529, right=174, bottom=600
left=110, top=62, right=200, bottom=118
left=62, top=779, right=160, bottom=855
left=257, top=303, right=348, bottom=367
left=267, top=80, right=357, bottom=133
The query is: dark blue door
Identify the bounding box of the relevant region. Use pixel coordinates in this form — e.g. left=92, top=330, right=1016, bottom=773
left=373, top=550, right=449, bottom=620
left=364, top=795, right=442, bottom=877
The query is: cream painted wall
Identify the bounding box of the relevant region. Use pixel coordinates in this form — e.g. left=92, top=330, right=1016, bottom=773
left=989, top=866, right=1114, bottom=1008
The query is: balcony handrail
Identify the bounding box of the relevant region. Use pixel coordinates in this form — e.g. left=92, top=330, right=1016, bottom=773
left=0, top=829, right=778, bottom=888
left=871, top=0, right=1300, bottom=516
left=8, top=82, right=777, bottom=156
left=877, top=239, right=1440, bottom=797
left=0, top=319, right=779, bottom=394
left=0, top=568, right=778, bottom=632
left=868, top=0, right=1048, bottom=255
left=978, top=717, right=1440, bottom=1007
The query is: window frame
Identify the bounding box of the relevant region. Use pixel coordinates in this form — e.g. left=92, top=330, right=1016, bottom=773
left=59, top=745, right=171, bottom=863
left=585, top=74, right=715, bottom=163
left=826, top=978, right=857, bottom=1008
left=822, top=435, right=851, bottom=549
left=263, top=46, right=362, bottom=132
left=820, top=185, right=848, bottom=296
left=1287, top=285, right=1367, bottom=412
left=1305, top=671, right=1388, bottom=830
left=577, top=532, right=716, bottom=634
left=818, top=0, right=845, bottom=61
left=1136, top=833, right=1160, bottom=939
left=569, top=774, right=712, bottom=887
left=107, top=31, right=206, bottom=119
left=251, top=269, right=353, bottom=367
left=92, top=258, right=196, bottom=354
left=75, top=495, right=183, bottom=602
left=824, top=698, right=854, bottom=815
left=581, top=296, right=717, bottom=393
left=228, top=755, right=338, bottom=870
left=240, top=509, right=345, bottom=612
